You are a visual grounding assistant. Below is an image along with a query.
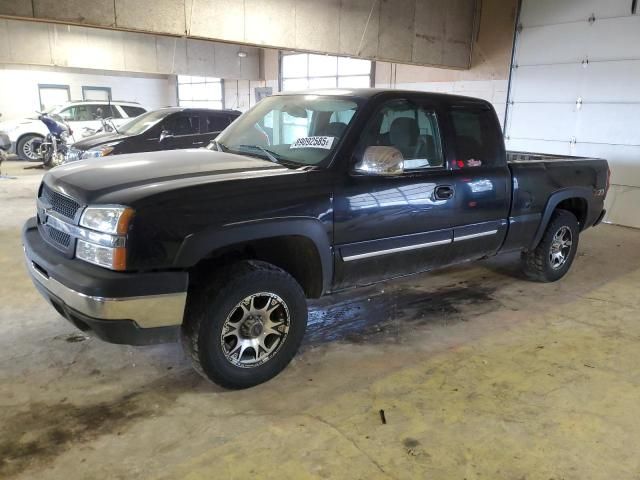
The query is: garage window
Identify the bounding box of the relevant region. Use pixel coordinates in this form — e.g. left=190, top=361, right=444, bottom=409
left=281, top=53, right=372, bottom=91
left=38, top=84, right=70, bottom=111
left=82, top=86, right=111, bottom=101
left=178, top=76, right=223, bottom=109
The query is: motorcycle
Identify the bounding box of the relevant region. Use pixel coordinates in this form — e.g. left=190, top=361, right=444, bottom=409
left=36, top=112, right=73, bottom=168
left=81, top=116, right=118, bottom=138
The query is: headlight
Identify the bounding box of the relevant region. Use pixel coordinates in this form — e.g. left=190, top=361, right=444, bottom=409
left=80, top=206, right=134, bottom=235
left=76, top=239, right=127, bottom=270
left=81, top=143, right=117, bottom=159
left=76, top=206, right=134, bottom=270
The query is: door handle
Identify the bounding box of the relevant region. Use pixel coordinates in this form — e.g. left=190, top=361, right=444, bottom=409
left=193, top=141, right=205, bottom=145
left=434, top=185, right=454, bottom=200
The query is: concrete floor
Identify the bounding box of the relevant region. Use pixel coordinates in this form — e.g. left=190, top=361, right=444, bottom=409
left=2, top=160, right=640, bottom=479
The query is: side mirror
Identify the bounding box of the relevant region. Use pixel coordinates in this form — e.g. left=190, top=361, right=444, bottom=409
left=353, top=146, right=404, bottom=176
left=159, top=130, right=173, bottom=142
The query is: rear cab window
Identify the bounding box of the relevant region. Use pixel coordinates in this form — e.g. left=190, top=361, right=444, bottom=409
left=449, top=103, right=504, bottom=168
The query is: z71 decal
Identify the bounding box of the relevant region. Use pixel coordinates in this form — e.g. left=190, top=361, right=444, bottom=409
left=290, top=136, right=335, bottom=150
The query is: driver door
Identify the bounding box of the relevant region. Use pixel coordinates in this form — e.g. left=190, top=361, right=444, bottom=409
left=333, top=97, right=458, bottom=289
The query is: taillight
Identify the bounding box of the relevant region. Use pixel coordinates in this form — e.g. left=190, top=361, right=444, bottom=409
left=606, top=166, right=611, bottom=194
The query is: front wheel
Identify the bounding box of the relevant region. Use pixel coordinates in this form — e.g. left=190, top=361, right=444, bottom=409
left=522, top=209, right=580, bottom=282
left=182, top=260, right=308, bottom=389
left=17, top=134, right=44, bottom=161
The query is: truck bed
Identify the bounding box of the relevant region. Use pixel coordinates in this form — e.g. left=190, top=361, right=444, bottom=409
left=501, top=150, right=609, bottom=254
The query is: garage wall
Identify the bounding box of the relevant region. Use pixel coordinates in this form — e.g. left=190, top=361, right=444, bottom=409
left=505, top=0, right=640, bottom=228
left=0, top=0, right=477, bottom=69
left=0, top=18, right=261, bottom=79
left=224, top=49, right=280, bottom=112
left=0, top=65, right=176, bottom=121
left=375, top=0, right=517, bottom=125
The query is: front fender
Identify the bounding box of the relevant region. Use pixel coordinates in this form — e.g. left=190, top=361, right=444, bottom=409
left=173, top=217, right=333, bottom=294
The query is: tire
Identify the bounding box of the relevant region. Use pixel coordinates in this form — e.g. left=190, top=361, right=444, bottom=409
left=182, top=260, right=308, bottom=389
left=17, top=134, right=44, bottom=161
left=522, top=209, right=580, bottom=282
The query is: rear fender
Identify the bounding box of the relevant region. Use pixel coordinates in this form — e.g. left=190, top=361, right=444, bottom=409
left=529, top=187, right=592, bottom=250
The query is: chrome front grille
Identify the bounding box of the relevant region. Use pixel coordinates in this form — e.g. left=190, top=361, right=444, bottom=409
left=40, top=183, right=80, bottom=220
left=37, top=183, right=82, bottom=256
left=46, top=225, right=71, bottom=247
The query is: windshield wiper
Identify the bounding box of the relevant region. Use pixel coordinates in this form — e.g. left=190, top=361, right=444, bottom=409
left=235, top=144, right=288, bottom=165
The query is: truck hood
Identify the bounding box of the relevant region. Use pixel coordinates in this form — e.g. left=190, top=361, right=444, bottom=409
left=72, top=131, right=128, bottom=150
left=44, top=149, right=294, bottom=205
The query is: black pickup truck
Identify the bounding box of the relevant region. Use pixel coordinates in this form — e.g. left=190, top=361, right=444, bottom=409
left=23, top=89, right=609, bottom=388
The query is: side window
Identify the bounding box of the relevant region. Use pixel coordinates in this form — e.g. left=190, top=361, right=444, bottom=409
left=449, top=106, right=502, bottom=167
left=205, top=115, right=230, bottom=133
left=74, top=104, right=105, bottom=121
left=58, top=107, right=76, bottom=121
left=121, top=105, right=147, bottom=117
left=356, top=99, right=443, bottom=169
left=329, top=109, right=356, bottom=124
left=162, top=113, right=200, bottom=136
left=108, top=105, right=123, bottom=119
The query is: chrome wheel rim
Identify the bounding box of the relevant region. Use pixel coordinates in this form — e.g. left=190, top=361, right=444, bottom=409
left=23, top=137, right=42, bottom=160
left=220, top=292, right=290, bottom=368
left=549, top=226, right=572, bottom=269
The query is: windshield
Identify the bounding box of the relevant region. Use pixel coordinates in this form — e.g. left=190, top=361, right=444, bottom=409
left=118, top=109, right=170, bottom=136
left=214, top=94, right=360, bottom=167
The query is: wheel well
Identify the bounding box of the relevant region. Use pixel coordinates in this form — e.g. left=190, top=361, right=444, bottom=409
left=17, top=132, right=44, bottom=144
left=556, top=197, right=588, bottom=228
left=189, top=235, right=324, bottom=298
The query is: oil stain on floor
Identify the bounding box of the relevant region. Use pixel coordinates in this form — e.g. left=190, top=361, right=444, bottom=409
left=305, top=279, right=503, bottom=346
left=0, top=375, right=202, bottom=478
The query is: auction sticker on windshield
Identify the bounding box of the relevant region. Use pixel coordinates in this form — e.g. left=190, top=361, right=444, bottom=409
left=290, top=136, right=335, bottom=150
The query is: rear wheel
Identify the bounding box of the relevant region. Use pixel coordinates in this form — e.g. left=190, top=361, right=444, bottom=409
left=17, top=134, right=44, bottom=161
left=182, top=260, right=307, bottom=389
left=522, top=209, right=580, bottom=282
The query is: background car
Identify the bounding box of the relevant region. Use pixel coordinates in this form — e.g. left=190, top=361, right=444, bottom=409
left=64, top=107, right=241, bottom=163
left=0, top=100, right=147, bottom=161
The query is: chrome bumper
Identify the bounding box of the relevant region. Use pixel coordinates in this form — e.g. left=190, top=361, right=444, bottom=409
left=25, top=255, right=186, bottom=329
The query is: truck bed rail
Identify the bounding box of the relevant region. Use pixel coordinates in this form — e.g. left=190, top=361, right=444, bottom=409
left=507, top=151, right=602, bottom=163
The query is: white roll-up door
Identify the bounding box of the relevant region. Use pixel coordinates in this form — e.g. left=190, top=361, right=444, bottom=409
left=504, top=0, right=640, bottom=228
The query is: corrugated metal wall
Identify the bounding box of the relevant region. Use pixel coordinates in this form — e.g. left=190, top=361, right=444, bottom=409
left=504, top=0, right=640, bottom=228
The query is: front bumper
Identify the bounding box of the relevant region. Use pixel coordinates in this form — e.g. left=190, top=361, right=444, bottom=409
left=23, top=217, right=188, bottom=345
